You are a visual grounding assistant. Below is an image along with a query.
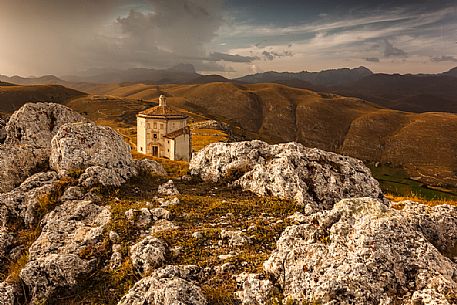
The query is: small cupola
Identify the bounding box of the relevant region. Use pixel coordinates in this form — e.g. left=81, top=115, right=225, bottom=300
left=159, top=95, right=167, bottom=107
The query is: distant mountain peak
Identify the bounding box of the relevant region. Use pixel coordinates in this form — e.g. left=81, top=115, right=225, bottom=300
left=443, top=66, right=457, bottom=77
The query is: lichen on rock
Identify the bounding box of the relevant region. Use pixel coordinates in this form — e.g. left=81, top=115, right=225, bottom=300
left=237, top=198, right=457, bottom=305
left=190, top=140, right=383, bottom=212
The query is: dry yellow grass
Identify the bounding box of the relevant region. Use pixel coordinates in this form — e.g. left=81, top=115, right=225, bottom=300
left=386, top=194, right=457, bottom=207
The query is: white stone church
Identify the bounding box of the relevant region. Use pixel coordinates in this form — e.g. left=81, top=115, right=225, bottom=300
left=136, top=95, right=191, bottom=161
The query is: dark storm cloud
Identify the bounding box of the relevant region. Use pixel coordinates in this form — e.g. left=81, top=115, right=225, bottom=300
left=207, top=52, right=258, bottom=63
left=0, top=0, right=225, bottom=75
left=0, top=0, right=456, bottom=76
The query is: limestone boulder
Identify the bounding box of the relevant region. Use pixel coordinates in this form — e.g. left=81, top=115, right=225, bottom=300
left=20, top=200, right=111, bottom=300
left=235, top=273, right=277, bottom=305
left=135, top=159, right=167, bottom=177
left=50, top=122, right=137, bottom=186
left=238, top=198, right=457, bottom=305
left=0, top=282, right=17, bottom=305
left=0, top=117, right=6, bottom=143
left=0, top=172, right=59, bottom=228
left=0, top=145, right=49, bottom=193
left=190, top=141, right=382, bottom=212
left=220, top=230, right=251, bottom=248
left=5, top=102, right=85, bottom=148
left=118, top=265, right=206, bottom=305
left=158, top=180, right=180, bottom=196
left=130, top=236, right=168, bottom=275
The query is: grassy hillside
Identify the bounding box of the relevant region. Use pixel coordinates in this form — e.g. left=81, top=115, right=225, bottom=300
left=70, top=82, right=457, bottom=190
left=0, top=85, right=86, bottom=112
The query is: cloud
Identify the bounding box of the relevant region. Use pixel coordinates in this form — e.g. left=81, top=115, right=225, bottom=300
left=431, top=55, right=457, bottom=62
left=261, top=50, right=294, bottom=61
left=366, top=57, right=380, bottom=62
left=207, top=52, right=258, bottom=62
left=0, top=0, right=224, bottom=75
left=384, top=39, right=408, bottom=57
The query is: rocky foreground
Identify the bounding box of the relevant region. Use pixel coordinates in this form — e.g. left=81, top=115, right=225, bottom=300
left=0, top=103, right=456, bottom=305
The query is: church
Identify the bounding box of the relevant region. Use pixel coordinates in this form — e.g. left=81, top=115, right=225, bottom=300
left=136, top=95, right=191, bottom=161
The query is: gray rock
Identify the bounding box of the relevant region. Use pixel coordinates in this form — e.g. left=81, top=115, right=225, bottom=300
left=50, top=122, right=137, bottom=187
left=109, top=231, right=120, bottom=243
left=149, top=220, right=179, bottom=235
left=220, top=230, right=251, bottom=248
left=150, top=207, right=171, bottom=221
left=5, top=102, right=85, bottom=148
left=0, top=282, right=17, bottom=305
left=20, top=200, right=111, bottom=300
left=125, top=208, right=152, bottom=228
left=135, top=159, right=167, bottom=177
left=158, top=180, right=179, bottom=196
left=0, top=228, right=14, bottom=260
left=130, top=236, right=168, bottom=275
left=117, top=265, right=206, bottom=305
left=190, top=141, right=383, bottom=212
left=0, top=171, right=59, bottom=227
left=110, top=244, right=123, bottom=270
left=0, top=103, right=85, bottom=193
left=235, top=273, right=276, bottom=305
left=0, top=145, right=49, bottom=193
left=159, top=197, right=180, bottom=207
left=238, top=198, right=457, bottom=305
left=0, top=117, right=6, bottom=143
left=192, top=232, right=204, bottom=240
left=61, top=186, right=86, bottom=201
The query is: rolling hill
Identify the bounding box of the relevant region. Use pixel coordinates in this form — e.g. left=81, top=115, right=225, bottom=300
left=0, top=85, right=86, bottom=113
left=71, top=82, right=457, bottom=188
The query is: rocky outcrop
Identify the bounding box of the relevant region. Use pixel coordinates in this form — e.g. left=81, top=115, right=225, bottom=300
left=0, top=117, right=6, bottom=143
left=0, top=282, right=16, bottom=305
left=190, top=141, right=383, bottom=212
left=20, top=200, right=111, bottom=300
left=135, top=159, right=168, bottom=177
left=221, top=230, right=251, bottom=248
left=5, top=102, right=85, bottom=148
left=118, top=265, right=207, bottom=305
left=0, top=145, right=49, bottom=193
left=236, top=273, right=277, bottom=305
left=50, top=122, right=137, bottom=187
left=130, top=236, right=168, bottom=275
left=0, top=171, right=59, bottom=228
left=0, top=103, right=86, bottom=193
left=237, top=198, right=457, bottom=305
left=158, top=180, right=180, bottom=196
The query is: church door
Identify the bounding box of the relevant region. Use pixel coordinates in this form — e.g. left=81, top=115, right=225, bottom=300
left=152, top=146, right=159, bottom=157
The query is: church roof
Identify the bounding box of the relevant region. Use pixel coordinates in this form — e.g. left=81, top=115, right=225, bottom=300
left=137, top=105, right=188, bottom=119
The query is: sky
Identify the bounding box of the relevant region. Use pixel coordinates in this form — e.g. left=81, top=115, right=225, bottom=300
left=0, top=0, right=456, bottom=77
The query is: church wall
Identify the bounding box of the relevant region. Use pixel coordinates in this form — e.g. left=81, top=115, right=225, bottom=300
left=137, top=117, right=147, bottom=154
left=173, top=133, right=191, bottom=161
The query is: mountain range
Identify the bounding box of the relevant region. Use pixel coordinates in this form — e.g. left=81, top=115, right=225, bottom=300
left=2, top=65, right=457, bottom=113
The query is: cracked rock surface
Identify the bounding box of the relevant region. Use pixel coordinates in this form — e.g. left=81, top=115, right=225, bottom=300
left=190, top=140, right=383, bottom=212
left=237, top=198, right=457, bottom=305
